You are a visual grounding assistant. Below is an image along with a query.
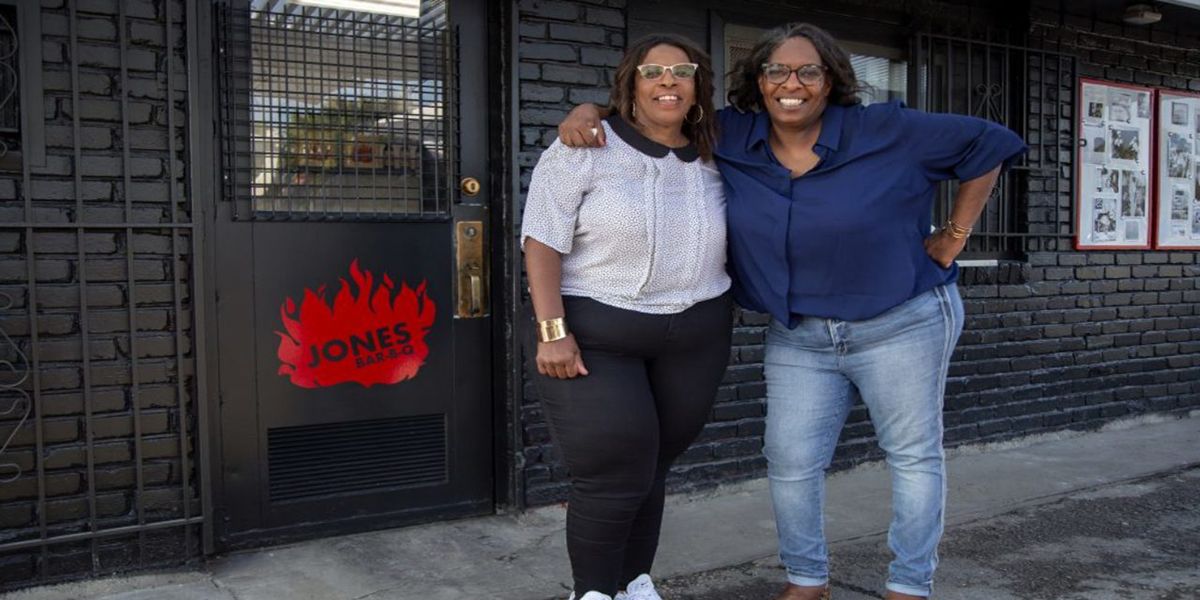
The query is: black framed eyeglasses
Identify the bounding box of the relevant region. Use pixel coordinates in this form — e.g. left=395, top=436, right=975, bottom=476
left=635, top=63, right=699, bottom=80
left=761, top=63, right=827, bottom=85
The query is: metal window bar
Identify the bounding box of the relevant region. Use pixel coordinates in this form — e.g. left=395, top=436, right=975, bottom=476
left=0, top=5, right=20, bottom=158
left=0, top=0, right=203, bottom=585
left=117, top=0, right=147, bottom=562
left=218, top=1, right=456, bottom=222
left=915, top=33, right=1077, bottom=259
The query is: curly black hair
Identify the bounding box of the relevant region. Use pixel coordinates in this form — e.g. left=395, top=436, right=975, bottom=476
left=726, top=23, right=864, bottom=112
left=608, top=34, right=718, bottom=162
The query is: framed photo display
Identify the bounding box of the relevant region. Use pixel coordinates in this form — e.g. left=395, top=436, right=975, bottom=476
left=1076, top=79, right=1154, bottom=249
left=1154, top=91, right=1200, bottom=249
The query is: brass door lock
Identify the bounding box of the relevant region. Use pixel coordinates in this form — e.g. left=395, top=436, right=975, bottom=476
left=461, top=177, right=481, bottom=197
left=456, top=221, right=488, bottom=317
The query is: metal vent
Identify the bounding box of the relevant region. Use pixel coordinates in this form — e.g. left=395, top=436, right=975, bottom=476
left=268, top=414, right=447, bottom=503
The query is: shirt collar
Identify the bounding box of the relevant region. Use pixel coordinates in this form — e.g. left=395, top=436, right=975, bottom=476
left=746, top=102, right=846, bottom=154
left=606, top=114, right=700, bottom=162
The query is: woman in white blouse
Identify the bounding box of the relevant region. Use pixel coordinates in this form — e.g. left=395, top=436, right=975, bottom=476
left=520, top=35, right=732, bottom=600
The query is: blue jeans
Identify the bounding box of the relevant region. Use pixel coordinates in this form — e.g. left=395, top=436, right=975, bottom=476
left=764, top=284, right=964, bottom=597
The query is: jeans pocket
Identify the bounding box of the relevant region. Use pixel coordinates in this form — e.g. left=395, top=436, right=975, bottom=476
left=766, top=317, right=791, bottom=341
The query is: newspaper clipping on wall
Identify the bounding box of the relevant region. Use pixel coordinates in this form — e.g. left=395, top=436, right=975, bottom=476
left=1155, top=92, right=1200, bottom=249
left=1078, top=80, right=1153, bottom=249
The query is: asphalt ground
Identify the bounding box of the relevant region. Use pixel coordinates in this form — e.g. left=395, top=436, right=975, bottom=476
left=652, top=466, right=1200, bottom=600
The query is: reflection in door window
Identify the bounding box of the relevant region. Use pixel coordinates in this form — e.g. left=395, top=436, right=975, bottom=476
left=851, top=54, right=907, bottom=105
left=224, top=0, right=453, bottom=220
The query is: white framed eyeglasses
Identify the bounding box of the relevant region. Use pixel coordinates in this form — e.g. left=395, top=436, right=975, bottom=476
left=635, top=63, right=699, bottom=80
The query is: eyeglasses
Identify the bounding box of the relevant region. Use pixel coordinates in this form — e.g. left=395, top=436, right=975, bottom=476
left=635, top=63, right=699, bottom=80
left=761, top=63, right=827, bottom=85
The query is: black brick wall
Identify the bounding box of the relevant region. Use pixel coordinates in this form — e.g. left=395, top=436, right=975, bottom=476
left=516, top=0, right=630, bottom=505
left=516, top=0, right=1200, bottom=506
left=0, top=0, right=198, bottom=586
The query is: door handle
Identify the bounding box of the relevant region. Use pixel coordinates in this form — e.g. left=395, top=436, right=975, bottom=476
left=470, top=272, right=482, bottom=315
left=456, top=221, right=489, bottom=318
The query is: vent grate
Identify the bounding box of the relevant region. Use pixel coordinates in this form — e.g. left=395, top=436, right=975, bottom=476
left=268, top=414, right=447, bottom=503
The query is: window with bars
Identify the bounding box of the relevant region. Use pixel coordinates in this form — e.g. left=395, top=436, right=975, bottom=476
left=916, top=34, right=1076, bottom=260
left=0, top=4, right=19, bottom=170
left=0, top=0, right=43, bottom=173
left=723, top=26, right=1073, bottom=262
left=219, top=0, right=455, bottom=221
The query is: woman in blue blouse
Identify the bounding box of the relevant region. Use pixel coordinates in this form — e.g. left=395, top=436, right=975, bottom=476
left=558, top=23, right=1026, bottom=600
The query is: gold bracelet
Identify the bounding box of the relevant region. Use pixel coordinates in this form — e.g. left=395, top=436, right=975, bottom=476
left=537, top=317, right=569, bottom=343
left=945, top=219, right=973, bottom=239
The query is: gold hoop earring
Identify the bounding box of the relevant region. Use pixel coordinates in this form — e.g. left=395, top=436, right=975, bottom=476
left=687, top=105, right=704, bottom=125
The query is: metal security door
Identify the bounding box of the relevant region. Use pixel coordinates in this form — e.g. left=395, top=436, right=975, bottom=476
left=212, top=0, right=491, bottom=548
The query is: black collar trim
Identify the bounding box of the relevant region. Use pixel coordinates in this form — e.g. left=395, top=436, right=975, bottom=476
left=606, top=114, right=700, bottom=163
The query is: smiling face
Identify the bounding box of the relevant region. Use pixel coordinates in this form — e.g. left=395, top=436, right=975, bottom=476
left=758, top=36, right=831, bottom=131
left=632, top=44, right=696, bottom=132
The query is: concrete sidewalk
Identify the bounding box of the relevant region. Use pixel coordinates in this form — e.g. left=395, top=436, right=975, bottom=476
left=6, top=412, right=1199, bottom=600
left=653, top=464, right=1200, bottom=599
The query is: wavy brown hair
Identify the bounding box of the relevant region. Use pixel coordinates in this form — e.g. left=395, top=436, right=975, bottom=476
left=726, top=22, right=863, bottom=112
left=608, top=34, right=718, bottom=162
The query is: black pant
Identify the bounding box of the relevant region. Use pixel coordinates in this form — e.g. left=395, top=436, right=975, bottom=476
left=532, top=292, right=733, bottom=596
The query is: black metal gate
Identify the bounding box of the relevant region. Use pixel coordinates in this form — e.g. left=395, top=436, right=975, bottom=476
left=210, top=0, right=494, bottom=549
left=0, top=0, right=206, bottom=588
left=915, top=33, right=1078, bottom=258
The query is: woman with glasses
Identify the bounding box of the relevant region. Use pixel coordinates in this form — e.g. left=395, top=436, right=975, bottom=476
left=521, top=34, right=732, bottom=600
left=557, top=23, right=1026, bottom=600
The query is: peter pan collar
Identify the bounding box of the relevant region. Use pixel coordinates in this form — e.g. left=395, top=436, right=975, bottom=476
left=606, top=114, right=700, bottom=163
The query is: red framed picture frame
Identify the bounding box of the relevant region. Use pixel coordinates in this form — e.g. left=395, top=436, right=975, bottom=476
left=1153, top=89, right=1200, bottom=250
left=1075, top=78, right=1155, bottom=250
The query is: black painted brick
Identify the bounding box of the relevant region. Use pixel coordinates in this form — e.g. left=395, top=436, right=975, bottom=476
left=548, top=23, right=607, bottom=44
left=519, top=42, right=577, bottom=62
left=515, top=0, right=1200, bottom=526
left=1, top=0, right=197, bottom=587
left=519, top=0, right=580, bottom=21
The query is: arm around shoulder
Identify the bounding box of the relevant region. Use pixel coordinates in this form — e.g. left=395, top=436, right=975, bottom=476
left=558, top=104, right=612, bottom=147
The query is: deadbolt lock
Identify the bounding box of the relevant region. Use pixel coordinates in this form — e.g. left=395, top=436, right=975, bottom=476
left=461, top=177, right=481, bottom=197
left=456, top=221, right=489, bottom=318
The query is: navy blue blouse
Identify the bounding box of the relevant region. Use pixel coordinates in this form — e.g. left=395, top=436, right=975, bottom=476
left=715, top=101, right=1027, bottom=324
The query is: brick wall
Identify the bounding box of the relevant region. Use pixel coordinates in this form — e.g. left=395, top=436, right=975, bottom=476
left=0, top=0, right=198, bottom=586
left=515, top=0, right=629, bottom=505
left=946, top=0, right=1200, bottom=438
left=515, top=0, right=1200, bottom=506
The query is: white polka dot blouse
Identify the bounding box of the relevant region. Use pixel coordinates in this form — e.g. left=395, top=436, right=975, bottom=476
left=521, top=115, right=731, bottom=314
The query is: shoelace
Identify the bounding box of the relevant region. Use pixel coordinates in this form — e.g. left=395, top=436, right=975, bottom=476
left=622, top=580, right=659, bottom=600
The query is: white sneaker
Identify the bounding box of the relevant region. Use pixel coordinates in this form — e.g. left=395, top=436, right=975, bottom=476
left=568, top=592, right=613, bottom=600
left=616, top=574, right=663, bottom=600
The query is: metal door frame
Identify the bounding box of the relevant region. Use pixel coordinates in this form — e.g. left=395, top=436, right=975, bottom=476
left=190, top=0, right=220, bottom=556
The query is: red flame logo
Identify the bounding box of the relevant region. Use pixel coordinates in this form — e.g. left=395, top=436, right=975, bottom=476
left=276, top=260, right=436, bottom=389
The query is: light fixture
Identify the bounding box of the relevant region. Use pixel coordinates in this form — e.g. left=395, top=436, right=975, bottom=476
left=1122, top=3, right=1163, bottom=25
left=289, top=0, right=421, bottom=18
